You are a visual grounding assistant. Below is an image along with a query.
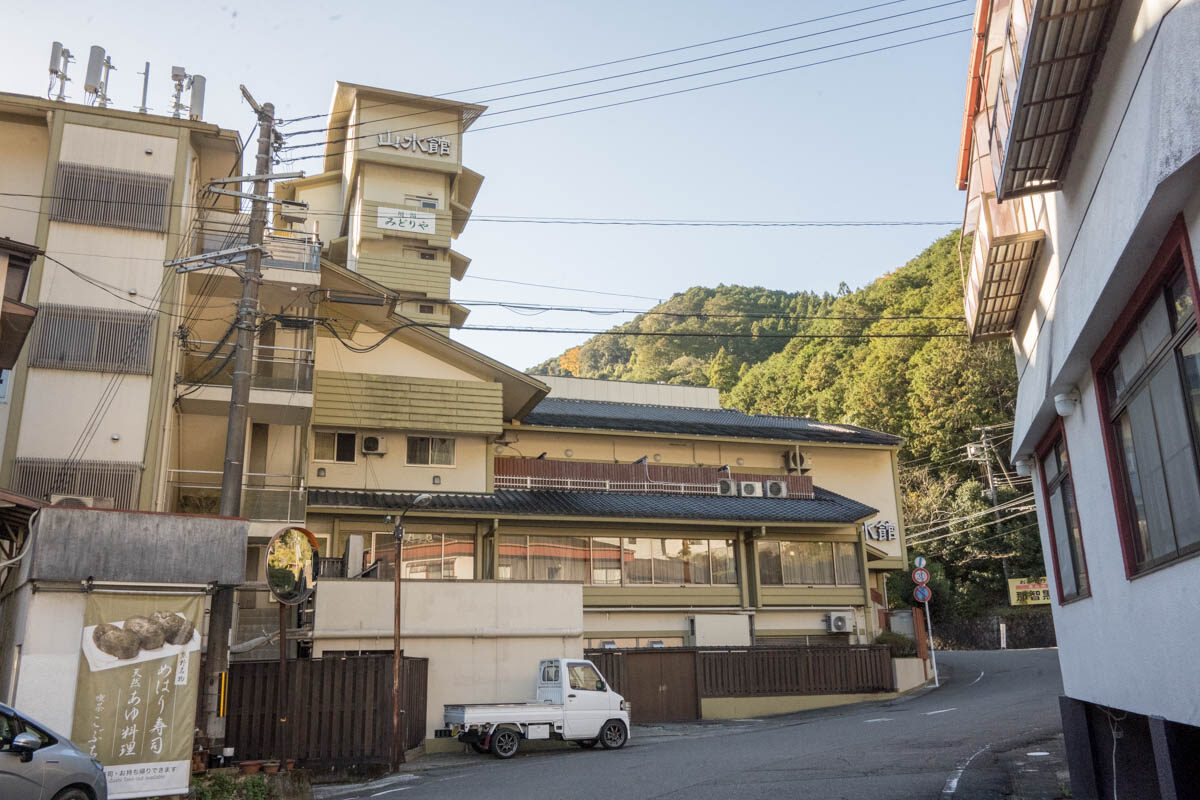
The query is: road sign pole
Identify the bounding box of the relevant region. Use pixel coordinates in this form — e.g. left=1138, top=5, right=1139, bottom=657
left=924, top=599, right=939, bottom=688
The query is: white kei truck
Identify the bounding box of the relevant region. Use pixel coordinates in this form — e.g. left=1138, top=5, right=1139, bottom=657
left=435, top=658, right=632, bottom=759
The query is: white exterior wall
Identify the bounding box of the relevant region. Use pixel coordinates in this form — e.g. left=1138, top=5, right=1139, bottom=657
left=10, top=590, right=86, bottom=733
left=1007, top=1, right=1200, bottom=727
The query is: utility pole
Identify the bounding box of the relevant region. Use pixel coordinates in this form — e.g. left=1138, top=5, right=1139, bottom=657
left=977, top=427, right=1010, bottom=580
left=201, top=88, right=275, bottom=754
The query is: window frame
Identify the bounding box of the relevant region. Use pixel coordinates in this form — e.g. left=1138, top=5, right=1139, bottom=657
left=314, top=430, right=357, bottom=464
left=495, top=534, right=738, bottom=586
left=405, top=435, right=456, bottom=467
left=1035, top=419, right=1090, bottom=603
left=755, top=538, right=862, bottom=587
left=1091, top=215, right=1200, bottom=578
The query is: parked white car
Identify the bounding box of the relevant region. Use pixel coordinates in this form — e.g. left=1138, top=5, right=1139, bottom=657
left=437, top=658, right=632, bottom=759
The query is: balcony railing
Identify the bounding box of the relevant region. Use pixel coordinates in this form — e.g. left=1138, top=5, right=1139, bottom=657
left=195, top=224, right=320, bottom=273
left=181, top=340, right=314, bottom=392
left=963, top=192, right=1045, bottom=341
left=494, top=475, right=723, bottom=495
left=167, top=469, right=306, bottom=523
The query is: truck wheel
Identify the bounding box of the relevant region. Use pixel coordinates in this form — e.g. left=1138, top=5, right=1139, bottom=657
left=599, top=720, right=628, bottom=750
left=490, top=728, right=521, bottom=759
left=577, top=738, right=598, bottom=748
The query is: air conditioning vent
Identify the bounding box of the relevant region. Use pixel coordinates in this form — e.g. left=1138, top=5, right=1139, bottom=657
left=765, top=480, right=788, bottom=498
left=361, top=435, right=387, bottom=455
left=48, top=493, right=115, bottom=509
left=738, top=481, right=763, bottom=498
left=717, top=478, right=738, bottom=496
left=784, top=450, right=813, bottom=473
left=827, top=612, right=854, bottom=633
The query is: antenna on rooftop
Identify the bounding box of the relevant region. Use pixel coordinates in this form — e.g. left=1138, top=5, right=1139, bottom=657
left=137, top=62, right=150, bottom=113
left=189, top=75, right=206, bottom=121
left=83, top=45, right=116, bottom=108
left=48, top=41, right=74, bottom=102
left=170, top=66, right=189, bottom=118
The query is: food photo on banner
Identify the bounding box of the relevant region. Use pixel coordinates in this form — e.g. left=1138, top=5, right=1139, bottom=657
left=71, top=591, right=203, bottom=799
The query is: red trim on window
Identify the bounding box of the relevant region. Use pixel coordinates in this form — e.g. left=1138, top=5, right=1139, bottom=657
left=1035, top=418, right=1090, bottom=603
left=1090, top=215, right=1199, bottom=579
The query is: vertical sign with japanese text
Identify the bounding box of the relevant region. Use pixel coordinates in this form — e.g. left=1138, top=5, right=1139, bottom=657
left=71, top=592, right=203, bottom=799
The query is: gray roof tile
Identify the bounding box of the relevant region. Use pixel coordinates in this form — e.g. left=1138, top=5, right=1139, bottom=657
left=521, top=398, right=901, bottom=446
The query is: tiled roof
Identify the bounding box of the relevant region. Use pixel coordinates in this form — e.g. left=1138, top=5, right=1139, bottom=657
left=520, top=398, right=902, bottom=446
left=307, top=486, right=876, bottom=525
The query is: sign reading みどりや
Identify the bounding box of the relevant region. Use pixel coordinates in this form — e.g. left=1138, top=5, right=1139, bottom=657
left=377, top=207, right=436, bottom=236
left=72, top=592, right=202, bottom=800
left=1008, top=577, right=1052, bottom=606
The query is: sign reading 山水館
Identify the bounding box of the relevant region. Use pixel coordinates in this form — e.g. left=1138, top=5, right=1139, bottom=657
left=72, top=592, right=202, bottom=799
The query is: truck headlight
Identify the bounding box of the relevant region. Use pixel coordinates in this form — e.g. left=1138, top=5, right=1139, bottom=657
left=621, top=700, right=632, bottom=713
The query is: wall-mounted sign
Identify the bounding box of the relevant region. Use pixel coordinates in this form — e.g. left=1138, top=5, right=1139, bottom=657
left=864, top=519, right=898, bottom=541
left=72, top=592, right=202, bottom=799
left=1008, top=577, right=1051, bottom=606
left=376, top=130, right=452, bottom=157
left=378, top=207, right=436, bottom=236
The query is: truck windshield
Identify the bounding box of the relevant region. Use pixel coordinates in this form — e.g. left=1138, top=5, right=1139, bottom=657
left=567, top=662, right=602, bottom=691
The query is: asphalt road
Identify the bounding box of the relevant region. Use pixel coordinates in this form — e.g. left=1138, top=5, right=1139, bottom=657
left=316, top=649, right=1064, bottom=800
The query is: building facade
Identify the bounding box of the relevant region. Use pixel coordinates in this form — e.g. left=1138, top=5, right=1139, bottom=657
left=1, top=77, right=909, bottom=746
left=956, top=1, right=1200, bottom=796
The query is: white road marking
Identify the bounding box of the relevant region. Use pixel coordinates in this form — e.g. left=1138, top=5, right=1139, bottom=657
left=370, top=788, right=414, bottom=797
left=942, top=744, right=991, bottom=794
left=924, top=708, right=958, bottom=716
left=970, top=671, right=985, bottom=686
left=865, top=718, right=894, bottom=723
left=1026, top=751, right=1050, bottom=757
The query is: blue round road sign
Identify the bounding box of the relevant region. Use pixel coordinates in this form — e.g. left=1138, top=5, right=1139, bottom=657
left=913, top=584, right=932, bottom=603
left=914, top=556, right=927, bottom=569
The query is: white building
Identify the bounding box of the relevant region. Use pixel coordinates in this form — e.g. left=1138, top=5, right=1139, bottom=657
left=956, top=1, right=1200, bottom=796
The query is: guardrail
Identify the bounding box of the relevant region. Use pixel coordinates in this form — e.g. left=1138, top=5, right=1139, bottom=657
left=181, top=340, right=314, bottom=392
left=167, top=469, right=306, bottom=523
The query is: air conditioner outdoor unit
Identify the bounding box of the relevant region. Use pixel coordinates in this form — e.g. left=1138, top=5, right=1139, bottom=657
left=739, top=481, right=763, bottom=498
left=361, top=435, right=387, bottom=455
left=48, top=494, right=115, bottom=509
left=784, top=450, right=814, bottom=474
left=717, top=478, right=738, bottom=496
left=827, top=612, right=854, bottom=633
left=764, top=479, right=788, bottom=498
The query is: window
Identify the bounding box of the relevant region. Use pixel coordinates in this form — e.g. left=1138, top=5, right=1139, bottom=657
left=1038, top=427, right=1089, bottom=600
left=567, top=662, right=603, bottom=691
left=0, top=369, right=10, bottom=403
left=369, top=531, right=474, bottom=580
left=4, top=253, right=30, bottom=302
left=315, top=431, right=356, bottom=463
left=497, top=535, right=737, bottom=585
left=757, top=540, right=861, bottom=586
left=418, top=304, right=436, bottom=315
left=403, top=247, right=438, bottom=262
left=28, top=304, right=152, bottom=374
left=1096, top=222, right=1200, bottom=575
left=405, top=194, right=438, bottom=210
left=407, top=436, right=454, bottom=466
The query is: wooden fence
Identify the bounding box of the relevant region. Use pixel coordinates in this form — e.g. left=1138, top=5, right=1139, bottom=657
left=586, top=645, right=894, bottom=723
left=226, top=654, right=427, bottom=768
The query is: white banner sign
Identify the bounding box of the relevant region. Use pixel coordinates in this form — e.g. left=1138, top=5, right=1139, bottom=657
left=378, top=207, right=436, bottom=236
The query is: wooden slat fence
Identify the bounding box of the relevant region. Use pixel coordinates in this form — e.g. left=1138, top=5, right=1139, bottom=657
left=697, top=645, right=894, bottom=696
left=226, top=654, right=427, bottom=767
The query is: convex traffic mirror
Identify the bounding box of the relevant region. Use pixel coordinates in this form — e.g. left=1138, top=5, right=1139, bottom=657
left=266, top=526, right=320, bottom=604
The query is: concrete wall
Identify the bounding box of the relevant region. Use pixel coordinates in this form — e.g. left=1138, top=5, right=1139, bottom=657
left=1005, top=1, right=1200, bottom=728
left=9, top=589, right=86, bottom=733
left=539, top=376, right=721, bottom=409
left=310, top=579, right=583, bottom=740
left=0, top=117, right=49, bottom=243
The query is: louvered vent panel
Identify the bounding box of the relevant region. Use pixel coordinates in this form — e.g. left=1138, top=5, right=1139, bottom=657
left=50, top=162, right=172, bottom=233
left=11, top=458, right=141, bottom=508
left=28, top=303, right=153, bottom=374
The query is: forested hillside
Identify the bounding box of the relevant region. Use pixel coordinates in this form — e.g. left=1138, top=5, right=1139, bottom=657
left=532, top=232, right=1045, bottom=625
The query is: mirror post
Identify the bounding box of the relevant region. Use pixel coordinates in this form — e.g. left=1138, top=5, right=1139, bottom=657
left=392, top=519, right=405, bottom=769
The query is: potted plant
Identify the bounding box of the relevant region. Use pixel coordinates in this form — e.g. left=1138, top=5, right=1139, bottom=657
left=262, top=760, right=281, bottom=774
left=239, top=759, right=264, bottom=775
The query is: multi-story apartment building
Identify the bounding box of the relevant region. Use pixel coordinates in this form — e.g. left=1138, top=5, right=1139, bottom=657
left=1, top=77, right=911, bottom=745
left=956, top=1, right=1200, bottom=796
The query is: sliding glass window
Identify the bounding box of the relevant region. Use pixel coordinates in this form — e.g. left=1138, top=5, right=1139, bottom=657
left=497, top=535, right=737, bottom=586
left=757, top=540, right=861, bottom=586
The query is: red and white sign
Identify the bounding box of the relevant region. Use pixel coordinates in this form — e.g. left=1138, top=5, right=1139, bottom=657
left=912, top=567, right=930, bottom=585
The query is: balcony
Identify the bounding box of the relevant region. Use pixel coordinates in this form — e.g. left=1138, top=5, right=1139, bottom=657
left=493, top=458, right=815, bottom=499
left=196, top=217, right=321, bottom=274
left=176, top=340, right=314, bottom=424
left=990, top=0, right=1120, bottom=199
left=963, top=192, right=1045, bottom=341
left=167, top=469, right=306, bottom=525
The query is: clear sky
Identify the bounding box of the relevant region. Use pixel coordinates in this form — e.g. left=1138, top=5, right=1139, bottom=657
left=2, top=0, right=971, bottom=371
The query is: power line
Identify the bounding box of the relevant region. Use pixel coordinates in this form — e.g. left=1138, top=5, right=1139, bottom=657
left=907, top=506, right=1038, bottom=546
left=279, top=17, right=971, bottom=157
left=279, top=1, right=968, bottom=141
left=906, top=494, right=1035, bottom=537
left=442, top=324, right=964, bottom=339
left=278, top=0, right=919, bottom=125
left=457, top=300, right=963, bottom=321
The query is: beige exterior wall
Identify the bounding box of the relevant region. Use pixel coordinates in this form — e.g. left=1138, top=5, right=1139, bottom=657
left=351, top=102, right=462, bottom=173
left=58, top=124, right=178, bottom=174
left=40, top=223, right=170, bottom=307
left=308, top=430, right=489, bottom=493
left=0, top=118, right=49, bottom=243
left=17, top=371, right=152, bottom=460
left=310, top=579, right=583, bottom=740
left=314, top=325, right=482, bottom=381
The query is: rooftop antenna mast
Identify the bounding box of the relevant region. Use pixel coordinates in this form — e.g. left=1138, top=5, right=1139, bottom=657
left=83, top=46, right=116, bottom=108
left=137, top=62, right=150, bottom=113
left=48, top=41, right=74, bottom=101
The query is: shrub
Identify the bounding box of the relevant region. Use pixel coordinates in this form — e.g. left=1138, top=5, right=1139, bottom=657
left=875, top=630, right=917, bottom=658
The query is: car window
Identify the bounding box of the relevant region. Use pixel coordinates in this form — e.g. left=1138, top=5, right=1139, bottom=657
left=541, top=664, right=560, bottom=683
left=567, top=662, right=602, bottom=691
left=0, top=713, right=20, bottom=749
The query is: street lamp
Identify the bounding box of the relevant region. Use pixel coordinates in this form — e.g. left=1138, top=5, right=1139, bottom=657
left=391, top=493, right=432, bottom=770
